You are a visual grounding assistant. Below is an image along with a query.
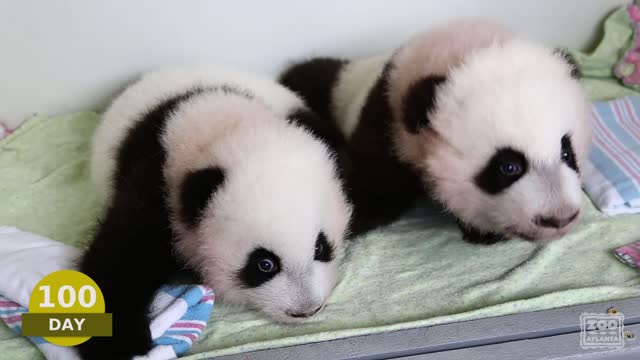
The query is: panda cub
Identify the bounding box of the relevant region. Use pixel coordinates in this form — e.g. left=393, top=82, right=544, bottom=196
left=280, top=19, right=592, bottom=243
left=79, top=66, right=353, bottom=359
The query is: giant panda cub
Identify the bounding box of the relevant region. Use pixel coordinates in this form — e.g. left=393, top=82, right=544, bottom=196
left=280, top=19, right=592, bottom=243
left=79, top=66, right=353, bottom=360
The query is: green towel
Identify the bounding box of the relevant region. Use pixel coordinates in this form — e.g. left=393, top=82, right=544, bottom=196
left=2, top=9, right=640, bottom=359
left=567, top=6, right=640, bottom=100
left=1, top=115, right=640, bottom=360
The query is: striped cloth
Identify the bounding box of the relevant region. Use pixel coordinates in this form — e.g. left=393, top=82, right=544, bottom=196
left=144, top=285, right=215, bottom=359
left=0, top=286, right=214, bottom=360
left=0, top=227, right=214, bottom=360
left=613, top=241, right=640, bottom=268
left=583, top=95, right=640, bottom=215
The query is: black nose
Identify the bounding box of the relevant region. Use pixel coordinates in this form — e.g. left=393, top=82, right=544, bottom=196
left=535, top=211, right=579, bottom=229
left=287, top=306, right=322, bottom=318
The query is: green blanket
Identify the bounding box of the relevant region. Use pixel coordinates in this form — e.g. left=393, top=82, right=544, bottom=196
left=566, top=5, right=640, bottom=101
left=2, top=8, right=640, bottom=359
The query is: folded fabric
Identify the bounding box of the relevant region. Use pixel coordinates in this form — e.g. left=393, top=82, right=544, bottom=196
left=613, top=240, right=640, bottom=268
left=0, top=121, right=12, bottom=140
left=615, top=2, right=640, bottom=89
left=0, top=226, right=214, bottom=360
left=583, top=95, right=640, bottom=215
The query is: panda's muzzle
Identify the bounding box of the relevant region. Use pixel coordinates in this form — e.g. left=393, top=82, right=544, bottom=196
left=534, top=211, right=579, bottom=229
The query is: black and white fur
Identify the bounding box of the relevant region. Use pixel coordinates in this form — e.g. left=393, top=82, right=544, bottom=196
left=79, top=66, right=353, bottom=360
left=280, top=19, right=592, bottom=243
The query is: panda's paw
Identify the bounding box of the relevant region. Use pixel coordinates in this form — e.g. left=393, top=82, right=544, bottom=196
left=77, top=310, right=152, bottom=360
left=76, top=337, right=140, bottom=360
left=463, top=231, right=507, bottom=245
left=456, top=221, right=508, bottom=245
left=121, top=312, right=154, bottom=356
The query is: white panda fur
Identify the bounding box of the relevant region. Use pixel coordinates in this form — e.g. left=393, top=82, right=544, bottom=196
left=79, top=66, right=353, bottom=360
left=279, top=18, right=592, bottom=243
left=331, top=53, right=390, bottom=137
left=91, top=66, right=303, bottom=203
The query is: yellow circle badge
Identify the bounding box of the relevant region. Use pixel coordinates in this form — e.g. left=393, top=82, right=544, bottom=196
left=22, top=270, right=112, bottom=346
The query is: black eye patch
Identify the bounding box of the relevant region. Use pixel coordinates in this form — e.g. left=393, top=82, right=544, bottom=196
left=561, top=134, right=579, bottom=173
left=237, top=247, right=282, bottom=288
left=474, top=148, right=528, bottom=195
left=314, top=232, right=333, bottom=262
left=179, top=167, right=226, bottom=227
left=402, top=75, right=447, bottom=134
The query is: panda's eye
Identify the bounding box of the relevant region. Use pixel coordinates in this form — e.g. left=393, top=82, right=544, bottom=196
left=257, top=258, right=278, bottom=273
left=238, top=248, right=281, bottom=288
left=498, top=161, right=522, bottom=177
left=314, top=232, right=333, bottom=262
left=560, top=134, right=578, bottom=172
left=475, top=148, right=528, bottom=195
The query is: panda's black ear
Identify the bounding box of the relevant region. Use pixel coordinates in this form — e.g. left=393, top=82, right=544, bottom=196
left=288, top=107, right=355, bottom=190
left=554, top=48, right=579, bottom=79
left=402, top=75, right=447, bottom=134
left=454, top=218, right=508, bottom=245
left=180, top=167, right=226, bottom=226
left=288, top=107, right=344, bottom=149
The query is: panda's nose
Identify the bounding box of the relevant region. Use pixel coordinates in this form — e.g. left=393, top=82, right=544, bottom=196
left=286, top=305, right=323, bottom=318
left=534, top=211, right=579, bottom=229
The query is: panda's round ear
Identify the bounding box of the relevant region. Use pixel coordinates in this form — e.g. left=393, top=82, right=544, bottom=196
left=287, top=107, right=355, bottom=193
left=553, top=48, right=579, bottom=79
left=287, top=107, right=343, bottom=148
left=402, top=75, right=447, bottom=134
left=179, top=167, right=226, bottom=227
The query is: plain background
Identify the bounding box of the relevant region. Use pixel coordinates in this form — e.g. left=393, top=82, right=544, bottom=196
left=0, top=0, right=630, bottom=127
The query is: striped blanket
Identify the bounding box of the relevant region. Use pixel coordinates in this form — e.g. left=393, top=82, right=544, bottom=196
left=0, top=227, right=214, bottom=360
left=584, top=95, right=640, bottom=215
left=0, top=286, right=213, bottom=360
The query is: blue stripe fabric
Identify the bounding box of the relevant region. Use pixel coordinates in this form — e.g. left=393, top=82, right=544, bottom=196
left=584, top=95, right=640, bottom=215
left=590, top=144, right=640, bottom=201
left=0, top=284, right=214, bottom=358
left=0, top=296, right=47, bottom=345
left=151, top=285, right=215, bottom=356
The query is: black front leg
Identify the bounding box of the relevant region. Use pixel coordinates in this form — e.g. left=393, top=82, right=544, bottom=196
left=77, top=307, right=153, bottom=360
left=455, top=219, right=508, bottom=245
left=76, top=202, right=178, bottom=360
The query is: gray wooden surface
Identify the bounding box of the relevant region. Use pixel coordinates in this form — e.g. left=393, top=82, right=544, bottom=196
left=401, top=324, right=640, bottom=360
left=215, top=297, right=640, bottom=360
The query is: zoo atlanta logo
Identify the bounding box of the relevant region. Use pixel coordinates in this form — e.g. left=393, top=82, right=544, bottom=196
left=580, top=309, right=628, bottom=350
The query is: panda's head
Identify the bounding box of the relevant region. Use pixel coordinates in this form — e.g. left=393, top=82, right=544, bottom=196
left=393, top=38, right=592, bottom=242
left=163, top=95, right=352, bottom=322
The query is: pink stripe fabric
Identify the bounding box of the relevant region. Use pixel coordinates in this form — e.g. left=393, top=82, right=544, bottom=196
left=591, top=109, right=640, bottom=179
left=182, top=333, right=197, bottom=342
left=3, top=315, right=22, bottom=324
left=0, top=121, right=13, bottom=140
left=621, top=98, right=640, bottom=140
left=605, top=104, right=640, bottom=164
left=615, top=99, right=640, bottom=141
left=172, top=322, right=206, bottom=330
left=0, top=301, right=21, bottom=307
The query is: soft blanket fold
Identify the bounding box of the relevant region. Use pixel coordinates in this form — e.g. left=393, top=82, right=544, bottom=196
left=583, top=95, right=640, bottom=215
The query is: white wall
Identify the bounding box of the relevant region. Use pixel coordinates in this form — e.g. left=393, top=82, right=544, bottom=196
left=0, top=0, right=629, bottom=128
